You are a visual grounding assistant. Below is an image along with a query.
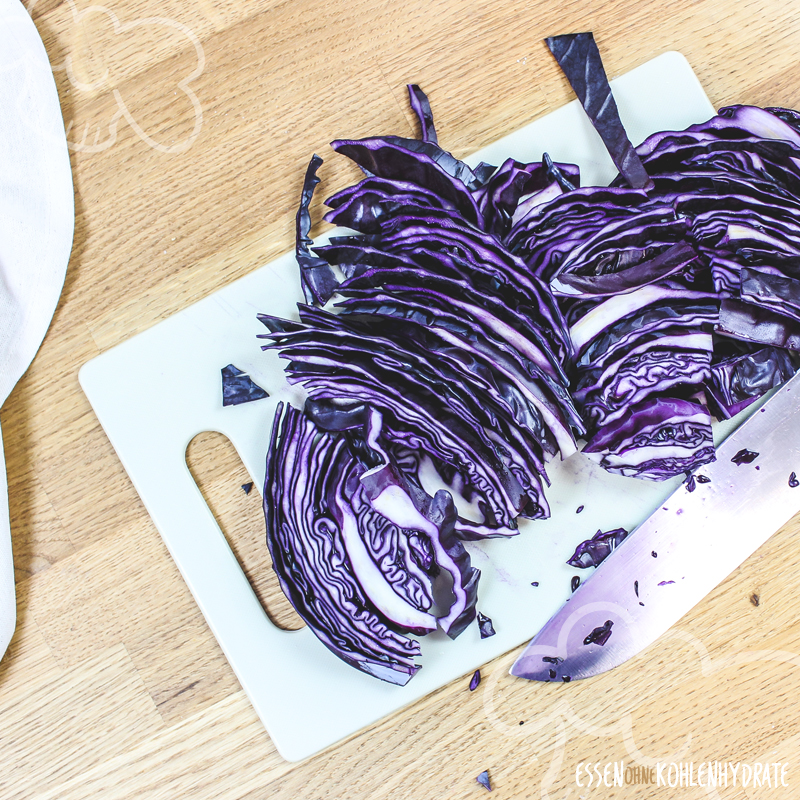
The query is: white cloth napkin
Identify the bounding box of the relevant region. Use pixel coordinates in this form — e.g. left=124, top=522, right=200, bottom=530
left=0, top=1, right=74, bottom=659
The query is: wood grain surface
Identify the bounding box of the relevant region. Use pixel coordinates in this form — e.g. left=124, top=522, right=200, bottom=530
left=5, top=0, right=800, bottom=797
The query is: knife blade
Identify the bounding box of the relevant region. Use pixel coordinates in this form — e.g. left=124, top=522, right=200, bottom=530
left=510, top=370, right=800, bottom=682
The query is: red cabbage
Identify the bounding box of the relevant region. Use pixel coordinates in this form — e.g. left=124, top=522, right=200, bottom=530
left=264, top=402, right=486, bottom=683
left=477, top=611, right=496, bottom=638
left=567, top=527, right=629, bottom=568
left=265, top=403, right=426, bottom=684
left=256, top=36, right=800, bottom=685
left=583, top=619, right=614, bottom=646
left=476, top=770, right=492, bottom=792
left=545, top=33, right=652, bottom=190
left=295, top=156, right=339, bottom=305
left=706, top=343, right=795, bottom=418
left=582, top=397, right=715, bottom=480
left=221, top=364, right=269, bottom=406
left=407, top=84, right=438, bottom=145
left=731, top=447, right=759, bottom=465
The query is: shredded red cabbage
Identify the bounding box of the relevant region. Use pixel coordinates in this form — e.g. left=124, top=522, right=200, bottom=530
left=254, top=37, right=800, bottom=685
left=221, top=364, right=269, bottom=406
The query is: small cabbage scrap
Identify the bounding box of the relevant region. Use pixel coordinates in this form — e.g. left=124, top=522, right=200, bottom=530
left=583, top=397, right=715, bottom=480
left=295, top=155, right=338, bottom=306
left=567, top=527, right=629, bottom=568
left=221, top=364, right=269, bottom=406
left=583, top=619, right=614, bottom=646
left=476, top=770, right=492, bottom=792
left=477, top=611, right=496, bottom=638
left=469, top=669, right=481, bottom=691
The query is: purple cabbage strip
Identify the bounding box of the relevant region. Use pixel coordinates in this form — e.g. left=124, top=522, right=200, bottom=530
left=262, top=65, right=800, bottom=687
left=718, top=298, right=800, bottom=351
left=551, top=241, right=700, bottom=298
left=740, top=268, right=800, bottom=324
left=545, top=33, right=652, bottom=190
left=295, top=155, right=339, bottom=306
left=407, top=84, right=438, bottom=145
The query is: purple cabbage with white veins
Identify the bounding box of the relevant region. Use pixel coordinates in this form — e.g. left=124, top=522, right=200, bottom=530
left=264, top=403, right=426, bottom=685
left=472, top=156, right=579, bottom=239
left=330, top=136, right=483, bottom=226
left=550, top=241, right=701, bottom=298
left=575, top=343, right=713, bottom=428
left=582, top=397, right=715, bottom=480
left=259, top=308, right=553, bottom=535
left=567, top=527, right=629, bottom=568
left=358, top=407, right=480, bottom=638
left=516, top=46, right=800, bottom=480
left=259, top=42, right=800, bottom=687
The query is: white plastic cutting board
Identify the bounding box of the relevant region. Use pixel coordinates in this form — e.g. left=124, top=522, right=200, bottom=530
left=80, top=52, right=718, bottom=762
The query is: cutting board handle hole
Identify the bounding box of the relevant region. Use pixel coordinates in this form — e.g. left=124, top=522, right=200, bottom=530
left=186, top=431, right=305, bottom=632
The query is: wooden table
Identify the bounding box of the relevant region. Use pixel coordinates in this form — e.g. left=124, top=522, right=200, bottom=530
left=5, top=0, right=800, bottom=797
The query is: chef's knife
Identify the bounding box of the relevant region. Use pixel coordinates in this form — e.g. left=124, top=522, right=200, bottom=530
left=510, top=370, right=800, bottom=682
